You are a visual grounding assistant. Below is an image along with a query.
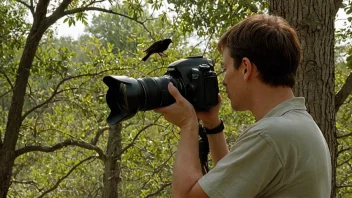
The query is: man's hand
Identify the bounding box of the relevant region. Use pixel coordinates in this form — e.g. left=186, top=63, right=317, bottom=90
left=197, top=94, right=222, bottom=129
left=154, top=82, right=197, bottom=129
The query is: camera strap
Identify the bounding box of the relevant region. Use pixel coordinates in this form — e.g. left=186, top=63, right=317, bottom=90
left=198, top=123, right=210, bottom=175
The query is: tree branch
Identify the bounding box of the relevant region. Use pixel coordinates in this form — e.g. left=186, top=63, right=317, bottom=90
left=202, top=32, right=215, bottom=56
left=37, top=156, right=97, bottom=198
left=337, top=147, right=352, bottom=156
left=91, top=126, right=110, bottom=145
left=21, top=71, right=109, bottom=121
left=334, top=0, right=344, bottom=15
left=15, top=139, right=106, bottom=160
left=53, top=0, right=73, bottom=14
left=15, top=0, right=35, bottom=16
left=145, top=183, right=172, bottom=198
left=140, top=152, right=174, bottom=192
left=337, top=156, right=352, bottom=167
left=0, top=130, right=2, bottom=147
left=0, top=90, right=11, bottom=100
left=336, top=71, right=352, bottom=112
left=337, top=184, right=352, bottom=189
left=0, top=68, right=14, bottom=91
left=119, top=124, right=156, bottom=156
left=145, top=182, right=171, bottom=198
left=63, top=7, right=154, bottom=39
left=11, top=180, right=41, bottom=191
left=338, top=131, right=352, bottom=139
left=119, top=116, right=163, bottom=155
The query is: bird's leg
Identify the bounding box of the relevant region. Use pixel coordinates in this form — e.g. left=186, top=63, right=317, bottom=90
left=158, top=52, right=167, bottom=57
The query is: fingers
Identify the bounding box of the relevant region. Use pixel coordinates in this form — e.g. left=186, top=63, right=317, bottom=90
left=154, top=83, right=182, bottom=114
left=168, top=82, right=183, bottom=102
left=154, top=105, right=170, bottom=114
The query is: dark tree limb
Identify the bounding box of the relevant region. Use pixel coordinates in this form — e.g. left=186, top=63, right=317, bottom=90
left=119, top=116, right=163, bottom=155
left=145, top=183, right=172, bottom=198
left=15, top=139, right=106, bottom=160
left=335, top=72, right=352, bottom=112
left=337, top=184, right=352, bottom=189
left=0, top=90, right=11, bottom=100
left=337, top=147, right=352, bottom=156
left=15, top=0, right=35, bottom=16
left=11, top=180, right=41, bottom=191
left=21, top=71, right=109, bottom=121
left=334, top=0, right=344, bottom=15
left=337, top=131, right=352, bottom=139
left=91, top=126, right=110, bottom=145
left=37, top=156, right=97, bottom=198
left=0, top=69, right=14, bottom=91
left=337, top=155, right=352, bottom=167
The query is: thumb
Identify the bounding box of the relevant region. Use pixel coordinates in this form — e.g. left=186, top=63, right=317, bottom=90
left=168, top=82, right=182, bottom=101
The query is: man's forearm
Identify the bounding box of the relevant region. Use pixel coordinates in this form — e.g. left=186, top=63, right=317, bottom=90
left=208, top=132, right=229, bottom=165
left=172, top=123, right=204, bottom=197
left=202, top=119, right=229, bottom=166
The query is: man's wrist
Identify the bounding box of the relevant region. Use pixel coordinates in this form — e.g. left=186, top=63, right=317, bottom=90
left=202, top=118, right=221, bottom=130
left=180, top=119, right=198, bottom=132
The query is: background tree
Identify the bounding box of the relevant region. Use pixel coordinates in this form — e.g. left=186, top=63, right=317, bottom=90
left=0, top=0, right=176, bottom=197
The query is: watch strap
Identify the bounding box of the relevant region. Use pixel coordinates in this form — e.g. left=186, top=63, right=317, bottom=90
left=204, top=120, right=224, bottom=134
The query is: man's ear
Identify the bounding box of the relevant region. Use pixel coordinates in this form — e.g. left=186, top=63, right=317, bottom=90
left=242, top=57, right=253, bottom=81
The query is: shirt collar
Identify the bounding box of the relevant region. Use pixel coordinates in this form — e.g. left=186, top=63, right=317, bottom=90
left=263, top=97, right=306, bottom=119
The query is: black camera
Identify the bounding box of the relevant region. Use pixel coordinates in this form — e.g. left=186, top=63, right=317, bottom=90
left=103, top=56, right=219, bottom=125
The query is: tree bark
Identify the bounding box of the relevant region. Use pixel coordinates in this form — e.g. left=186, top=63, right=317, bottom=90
left=0, top=17, right=48, bottom=198
left=102, top=123, right=122, bottom=198
left=0, top=0, right=52, bottom=196
left=269, top=0, right=339, bottom=197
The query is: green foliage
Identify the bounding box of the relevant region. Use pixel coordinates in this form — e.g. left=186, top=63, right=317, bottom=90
left=3, top=0, right=352, bottom=197
left=166, top=0, right=268, bottom=37
left=335, top=45, right=352, bottom=197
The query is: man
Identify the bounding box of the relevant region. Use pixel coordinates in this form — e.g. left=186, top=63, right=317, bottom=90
left=154, top=14, right=332, bottom=198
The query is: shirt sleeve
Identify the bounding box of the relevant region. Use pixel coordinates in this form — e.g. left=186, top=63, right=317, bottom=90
left=198, top=130, right=283, bottom=198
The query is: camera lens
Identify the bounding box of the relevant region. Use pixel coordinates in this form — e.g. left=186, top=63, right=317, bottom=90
left=138, top=76, right=183, bottom=110
left=103, top=75, right=184, bottom=124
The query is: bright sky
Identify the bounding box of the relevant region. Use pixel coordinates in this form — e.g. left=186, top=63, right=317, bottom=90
left=54, top=15, right=92, bottom=39
left=54, top=8, right=349, bottom=40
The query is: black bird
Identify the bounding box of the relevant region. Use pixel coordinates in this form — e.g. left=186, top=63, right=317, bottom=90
left=142, top=38, right=172, bottom=61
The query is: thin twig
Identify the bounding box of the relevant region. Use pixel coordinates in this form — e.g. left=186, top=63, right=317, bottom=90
left=37, top=156, right=97, bottom=198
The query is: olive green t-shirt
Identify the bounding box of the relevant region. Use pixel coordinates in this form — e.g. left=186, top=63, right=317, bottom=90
left=198, top=97, right=332, bottom=198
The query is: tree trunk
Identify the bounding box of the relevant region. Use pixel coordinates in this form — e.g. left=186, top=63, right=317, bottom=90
left=0, top=27, right=47, bottom=197
left=102, top=123, right=122, bottom=198
left=269, top=1, right=339, bottom=197
left=0, top=0, right=50, bottom=195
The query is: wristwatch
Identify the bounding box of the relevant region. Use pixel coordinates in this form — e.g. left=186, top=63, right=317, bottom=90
left=204, top=119, right=224, bottom=134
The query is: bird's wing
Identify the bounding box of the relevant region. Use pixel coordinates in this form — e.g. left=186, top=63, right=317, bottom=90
left=143, top=40, right=163, bottom=52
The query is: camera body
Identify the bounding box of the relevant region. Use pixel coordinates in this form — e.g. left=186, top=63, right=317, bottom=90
left=164, top=56, right=219, bottom=110
left=103, top=56, right=219, bottom=124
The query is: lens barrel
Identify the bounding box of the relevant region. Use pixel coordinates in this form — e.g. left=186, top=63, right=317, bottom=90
left=103, top=75, right=183, bottom=124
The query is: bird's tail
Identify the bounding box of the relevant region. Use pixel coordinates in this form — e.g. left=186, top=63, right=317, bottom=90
left=142, top=53, right=151, bottom=61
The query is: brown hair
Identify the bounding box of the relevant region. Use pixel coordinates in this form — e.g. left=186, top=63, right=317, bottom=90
left=218, top=14, right=301, bottom=88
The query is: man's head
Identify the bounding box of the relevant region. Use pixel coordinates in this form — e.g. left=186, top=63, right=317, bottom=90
left=218, top=14, right=301, bottom=110
left=219, top=14, right=301, bottom=87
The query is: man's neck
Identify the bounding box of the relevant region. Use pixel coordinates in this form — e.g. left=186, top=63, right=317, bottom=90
left=249, top=85, right=295, bottom=121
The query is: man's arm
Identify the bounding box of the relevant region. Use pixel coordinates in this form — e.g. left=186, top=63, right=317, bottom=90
left=202, top=119, right=229, bottom=166
left=172, top=123, right=209, bottom=198
left=153, top=83, right=210, bottom=197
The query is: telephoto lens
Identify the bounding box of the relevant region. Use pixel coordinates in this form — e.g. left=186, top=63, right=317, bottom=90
left=103, top=56, right=219, bottom=125
left=103, top=75, right=183, bottom=124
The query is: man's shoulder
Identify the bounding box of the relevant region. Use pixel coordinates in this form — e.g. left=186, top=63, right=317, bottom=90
left=245, top=109, right=317, bottom=138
